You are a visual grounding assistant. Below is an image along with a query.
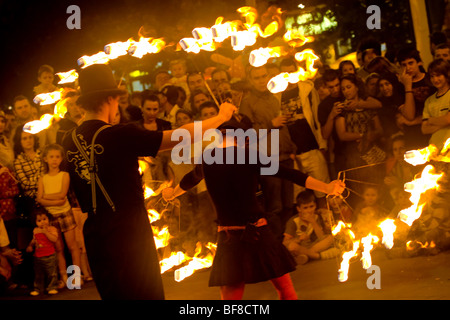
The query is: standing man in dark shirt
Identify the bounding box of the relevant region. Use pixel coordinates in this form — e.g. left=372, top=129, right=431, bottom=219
left=239, top=65, right=297, bottom=240
left=63, top=64, right=235, bottom=300
left=396, top=47, right=436, bottom=149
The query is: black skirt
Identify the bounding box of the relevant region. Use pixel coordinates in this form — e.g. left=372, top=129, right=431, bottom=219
left=208, top=225, right=297, bottom=287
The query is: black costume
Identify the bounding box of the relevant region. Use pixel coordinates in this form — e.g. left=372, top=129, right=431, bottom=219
left=63, top=120, right=165, bottom=299
left=179, top=144, right=310, bottom=286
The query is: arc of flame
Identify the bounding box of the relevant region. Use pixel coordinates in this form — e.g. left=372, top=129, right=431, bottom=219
left=23, top=114, right=55, bottom=135
left=180, top=6, right=281, bottom=54
left=211, top=17, right=240, bottom=42
left=25, top=90, right=70, bottom=134
left=267, top=49, right=319, bottom=93
left=249, top=46, right=285, bottom=67
left=404, top=138, right=450, bottom=165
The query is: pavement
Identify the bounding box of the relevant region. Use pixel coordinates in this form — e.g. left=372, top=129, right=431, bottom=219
left=2, top=247, right=450, bottom=301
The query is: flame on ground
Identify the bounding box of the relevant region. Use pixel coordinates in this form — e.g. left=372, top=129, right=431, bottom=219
left=360, top=234, right=379, bottom=270
left=378, top=219, right=397, bottom=249
left=333, top=139, right=447, bottom=283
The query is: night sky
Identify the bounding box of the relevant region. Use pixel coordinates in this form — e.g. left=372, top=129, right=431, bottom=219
left=0, top=0, right=245, bottom=108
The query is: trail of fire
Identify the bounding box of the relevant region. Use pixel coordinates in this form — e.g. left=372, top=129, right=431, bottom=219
left=266, top=49, right=319, bottom=94
left=179, top=6, right=281, bottom=53
left=139, top=161, right=215, bottom=280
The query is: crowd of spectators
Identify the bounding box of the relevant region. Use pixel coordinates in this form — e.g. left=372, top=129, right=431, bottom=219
left=1, top=21, right=450, bottom=297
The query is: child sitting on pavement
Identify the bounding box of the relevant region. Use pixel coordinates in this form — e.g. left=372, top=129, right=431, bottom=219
left=283, top=190, right=340, bottom=265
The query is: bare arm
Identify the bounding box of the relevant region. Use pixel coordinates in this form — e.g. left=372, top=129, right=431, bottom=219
left=321, top=103, right=343, bottom=140
left=421, top=119, right=443, bottom=135
left=36, top=177, right=65, bottom=207
left=356, top=96, right=382, bottom=110
left=42, top=172, right=70, bottom=200
left=305, top=177, right=345, bottom=196
left=43, top=226, right=58, bottom=243
left=398, top=68, right=416, bottom=121
left=427, top=113, right=450, bottom=127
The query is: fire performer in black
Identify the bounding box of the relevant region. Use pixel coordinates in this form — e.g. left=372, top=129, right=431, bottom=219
left=162, top=116, right=345, bottom=299
left=63, top=64, right=236, bottom=300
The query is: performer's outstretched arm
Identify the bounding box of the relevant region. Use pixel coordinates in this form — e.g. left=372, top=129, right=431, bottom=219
left=274, top=164, right=345, bottom=196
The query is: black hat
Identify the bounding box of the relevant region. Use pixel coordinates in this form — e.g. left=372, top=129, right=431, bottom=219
left=77, top=64, right=126, bottom=105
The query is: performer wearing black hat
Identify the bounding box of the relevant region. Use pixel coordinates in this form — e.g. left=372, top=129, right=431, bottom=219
left=163, top=116, right=345, bottom=300
left=63, top=64, right=236, bottom=300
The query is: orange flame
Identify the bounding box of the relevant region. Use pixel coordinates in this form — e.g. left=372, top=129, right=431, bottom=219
left=378, top=219, right=397, bottom=249
left=399, top=165, right=443, bottom=226
left=33, top=90, right=62, bottom=106
left=338, top=240, right=359, bottom=283
left=360, top=234, right=379, bottom=270
left=78, top=51, right=110, bottom=69
left=174, top=242, right=216, bottom=282
left=267, top=49, right=319, bottom=93
left=283, top=29, right=314, bottom=47
left=406, top=240, right=436, bottom=250
left=104, top=39, right=135, bottom=59
left=23, top=114, right=55, bottom=135
left=249, top=46, right=286, bottom=67
left=211, top=17, right=240, bottom=42
left=152, top=225, right=172, bottom=249
left=56, top=69, right=79, bottom=85
left=128, top=37, right=166, bottom=58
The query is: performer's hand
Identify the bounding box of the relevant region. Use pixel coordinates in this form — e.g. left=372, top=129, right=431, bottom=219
left=325, top=180, right=346, bottom=196
left=218, top=102, right=237, bottom=122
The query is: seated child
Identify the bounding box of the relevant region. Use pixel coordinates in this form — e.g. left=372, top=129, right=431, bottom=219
left=283, top=190, right=340, bottom=265
left=26, top=208, right=59, bottom=296
left=352, top=185, right=389, bottom=237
